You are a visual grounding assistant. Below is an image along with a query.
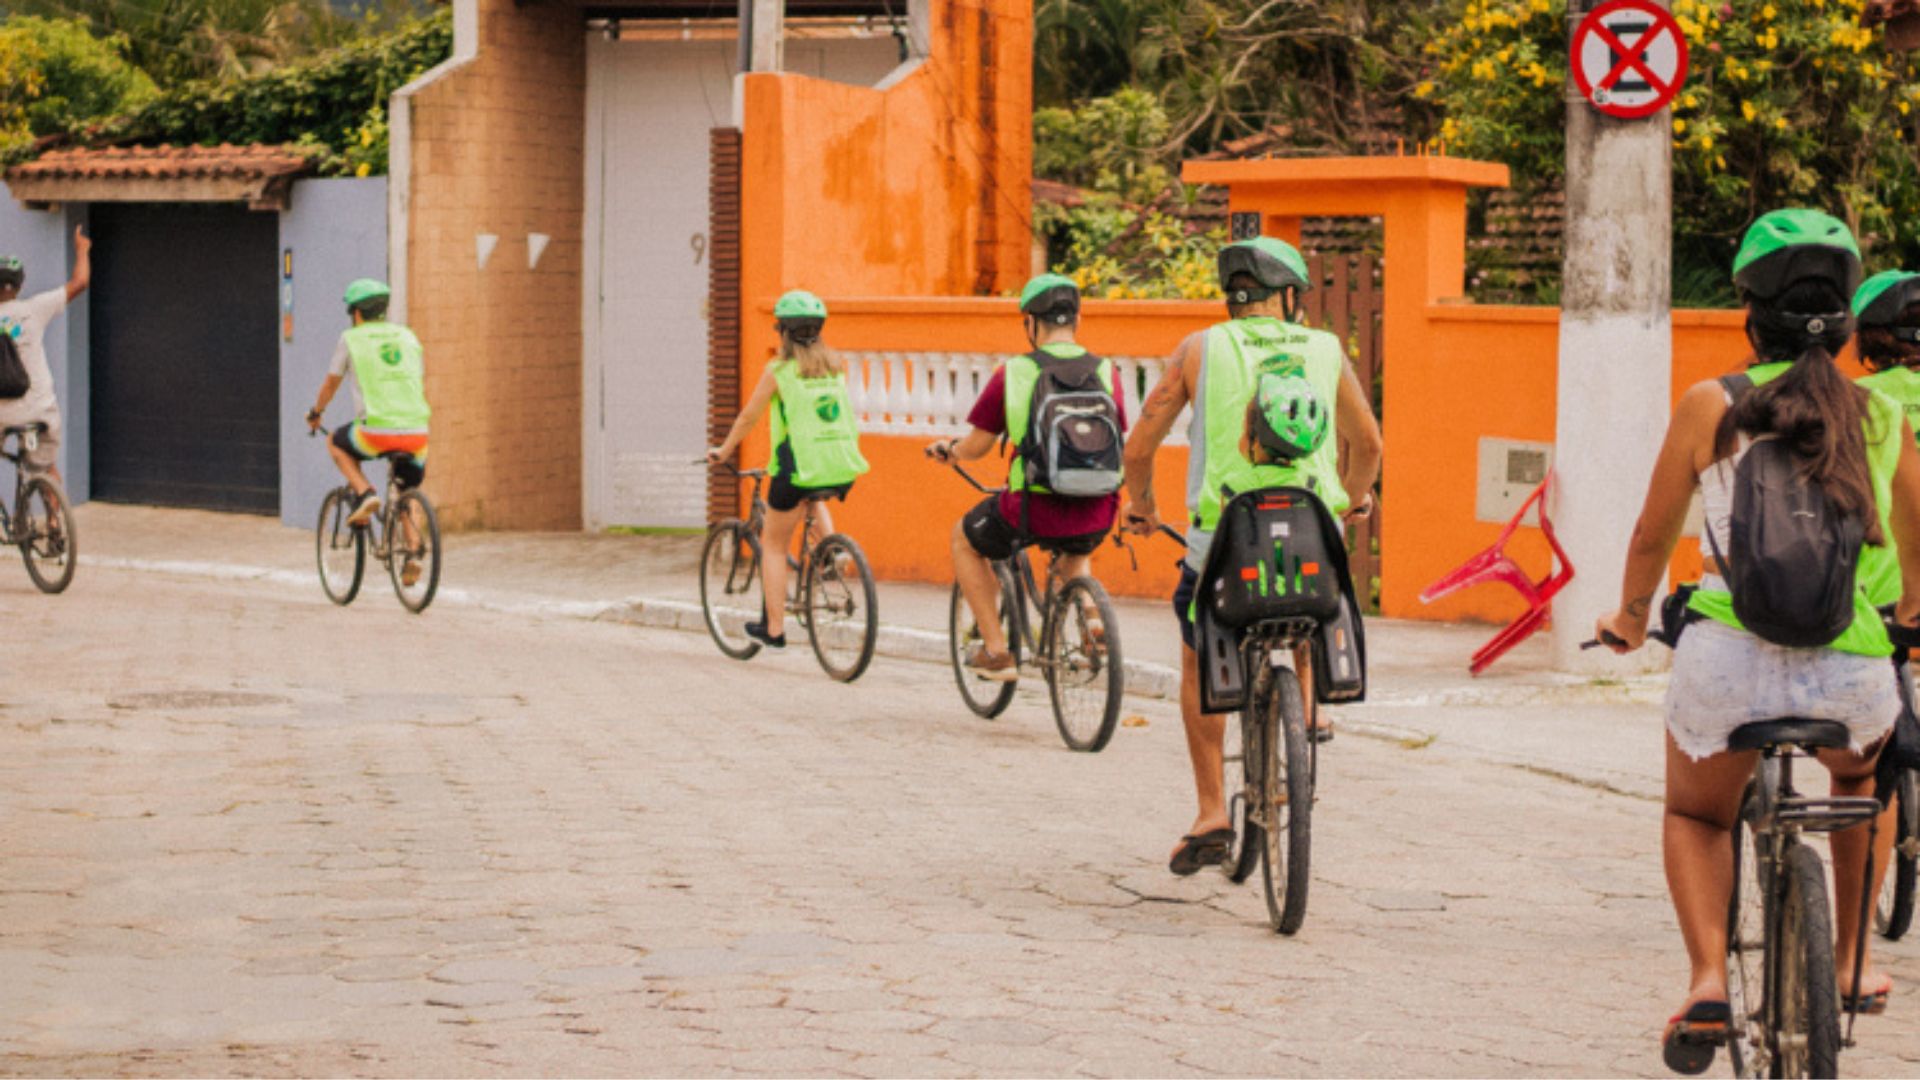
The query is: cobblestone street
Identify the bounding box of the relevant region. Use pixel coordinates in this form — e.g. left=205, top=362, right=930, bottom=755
left=5, top=532, right=1920, bottom=1075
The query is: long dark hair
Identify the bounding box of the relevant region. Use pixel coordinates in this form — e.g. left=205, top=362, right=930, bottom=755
left=1717, top=279, right=1884, bottom=540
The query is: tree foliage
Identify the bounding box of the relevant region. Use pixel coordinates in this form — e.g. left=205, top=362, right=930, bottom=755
left=0, top=16, right=153, bottom=153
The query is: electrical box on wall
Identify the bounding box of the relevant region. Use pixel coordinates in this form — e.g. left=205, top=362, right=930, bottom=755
left=1476, top=438, right=1552, bottom=524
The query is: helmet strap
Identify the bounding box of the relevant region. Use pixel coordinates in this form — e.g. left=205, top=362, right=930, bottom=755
left=1227, top=284, right=1277, bottom=307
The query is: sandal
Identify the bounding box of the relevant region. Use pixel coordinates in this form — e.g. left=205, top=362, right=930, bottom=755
left=1168, top=828, right=1234, bottom=877
left=1843, top=977, right=1892, bottom=1015
left=1662, top=1000, right=1730, bottom=1076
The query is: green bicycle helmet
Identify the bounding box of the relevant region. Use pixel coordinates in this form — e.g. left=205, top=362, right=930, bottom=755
left=1732, top=209, right=1862, bottom=302
left=1218, top=236, right=1312, bottom=305
left=1019, top=273, right=1080, bottom=326
left=774, top=290, right=828, bottom=320
left=1248, top=372, right=1329, bottom=462
left=342, top=278, right=391, bottom=309
left=0, top=256, right=24, bottom=290
left=1854, top=269, right=1920, bottom=329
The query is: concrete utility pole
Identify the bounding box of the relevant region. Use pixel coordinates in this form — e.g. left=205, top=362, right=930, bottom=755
left=1550, top=0, right=1675, bottom=673
left=750, top=0, right=785, bottom=73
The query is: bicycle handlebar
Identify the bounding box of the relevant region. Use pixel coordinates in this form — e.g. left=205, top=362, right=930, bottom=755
left=946, top=460, right=999, bottom=495
left=695, top=459, right=767, bottom=479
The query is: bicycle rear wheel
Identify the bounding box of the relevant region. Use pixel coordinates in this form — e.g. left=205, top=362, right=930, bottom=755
left=1878, top=768, right=1917, bottom=941
left=1045, top=577, right=1122, bottom=752
left=18, top=476, right=75, bottom=594
left=700, top=520, right=762, bottom=660
left=1222, top=709, right=1262, bottom=884
left=1258, top=664, right=1313, bottom=935
left=949, top=579, right=1016, bottom=718
left=804, top=534, right=878, bottom=683
left=386, top=489, right=441, bottom=613
left=1772, top=841, right=1840, bottom=1079
left=315, top=488, right=365, bottom=605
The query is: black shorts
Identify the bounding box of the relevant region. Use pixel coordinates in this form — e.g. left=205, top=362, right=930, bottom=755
left=768, top=472, right=852, bottom=513
left=961, top=495, right=1106, bottom=562
left=332, top=423, right=426, bottom=489
left=1173, top=563, right=1200, bottom=650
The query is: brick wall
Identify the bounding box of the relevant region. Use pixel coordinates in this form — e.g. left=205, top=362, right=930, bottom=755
left=402, top=0, right=584, bottom=531
left=707, top=128, right=742, bottom=523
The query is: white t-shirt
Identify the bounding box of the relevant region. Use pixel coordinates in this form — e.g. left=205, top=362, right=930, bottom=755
left=326, top=332, right=365, bottom=418
left=0, top=289, right=67, bottom=426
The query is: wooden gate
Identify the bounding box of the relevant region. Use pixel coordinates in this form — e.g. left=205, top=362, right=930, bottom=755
left=1298, top=252, right=1383, bottom=610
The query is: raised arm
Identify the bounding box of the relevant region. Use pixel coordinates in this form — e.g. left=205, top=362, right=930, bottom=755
left=65, top=225, right=90, bottom=302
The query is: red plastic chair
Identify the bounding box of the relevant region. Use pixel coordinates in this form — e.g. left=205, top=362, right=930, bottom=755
left=1419, top=473, right=1573, bottom=675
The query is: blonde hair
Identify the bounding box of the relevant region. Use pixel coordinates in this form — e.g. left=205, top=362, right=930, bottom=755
left=781, top=334, right=841, bottom=380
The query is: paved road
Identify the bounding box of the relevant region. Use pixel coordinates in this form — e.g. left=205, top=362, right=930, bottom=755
left=5, top=561, right=1920, bottom=1076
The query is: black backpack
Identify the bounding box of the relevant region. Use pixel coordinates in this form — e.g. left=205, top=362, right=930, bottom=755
left=1016, top=351, right=1123, bottom=499
left=0, top=332, right=27, bottom=400
left=1704, top=372, right=1866, bottom=648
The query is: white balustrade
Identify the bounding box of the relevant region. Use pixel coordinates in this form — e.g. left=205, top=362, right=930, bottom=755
left=840, top=350, right=1187, bottom=443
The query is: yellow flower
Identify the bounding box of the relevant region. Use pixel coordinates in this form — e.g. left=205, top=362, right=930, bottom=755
left=1741, top=99, right=1757, bottom=122
left=1902, top=101, right=1913, bottom=115
left=1774, top=117, right=1788, bottom=130
left=1701, top=134, right=1714, bottom=149
left=360, top=127, right=373, bottom=147
left=1496, top=46, right=1513, bottom=63
left=1472, top=58, right=1497, bottom=80
left=1530, top=0, right=1549, bottom=11
left=1716, top=154, right=1727, bottom=168
left=1415, top=81, right=1435, bottom=98
left=1760, top=2, right=1775, bottom=19
left=1673, top=118, right=1687, bottom=134
left=355, top=162, right=371, bottom=178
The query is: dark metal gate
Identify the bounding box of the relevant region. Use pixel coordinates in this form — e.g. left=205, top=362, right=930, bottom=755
left=1299, top=252, right=1383, bottom=609
left=89, top=202, right=279, bottom=513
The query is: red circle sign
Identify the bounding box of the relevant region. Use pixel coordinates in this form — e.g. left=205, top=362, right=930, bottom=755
left=1570, top=0, right=1690, bottom=120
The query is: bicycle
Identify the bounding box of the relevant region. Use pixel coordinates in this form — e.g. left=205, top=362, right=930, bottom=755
left=1723, top=719, right=1883, bottom=1079
left=943, top=462, right=1124, bottom=753
left=1876, top=643, right=1918, bottom=942
left=0, top=423, right=75, bottom=593
left=312, top=431, right=441, bottom=613
left=698, top=462, right=877, bottom=682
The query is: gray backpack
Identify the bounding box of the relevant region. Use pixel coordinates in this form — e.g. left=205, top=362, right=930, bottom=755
left=1704, top=372, right=1864, bottom=648
left=1017, top=350, right=1123, bottom=499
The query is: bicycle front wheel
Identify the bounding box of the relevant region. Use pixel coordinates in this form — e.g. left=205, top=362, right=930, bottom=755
left=315, top=488, right=365, bottom=605
left=1878, top=768, right=1918, bottom=941
left=804, top=534, right=878, bottom=683
left=1772, top=841, right=1840, bottom=1079
left=1258, top=664, right=1313, bottom=935
left=949, top=580, right=1015, bottom=718
left=700, top=521, right=762, bottom=660
left=18, top=476, right=75, bottom=594
left=1045, top=577, right=1123, bottom=752
left=386, top=489, right=441, bottom=613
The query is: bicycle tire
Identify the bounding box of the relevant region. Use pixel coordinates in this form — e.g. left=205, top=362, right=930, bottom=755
left=387, top=489, right=441, bottom=613
left=1727, top=781, right=1771, bottom=1080
left=1878, top=768, right=1918, bottom=941
left=700, top=520, right=762, bottom=661
left=1773, top=841, right=1840, bottom=1079
left=1224, top=709, right=1262, bottom=884
left=805, top=534, right=878, bottom=683
left=18, top=476, right=75, bottom=594
left=949, top=580, right=1016, bottom=718
left=1045, top=577, right=1123, bottom=752
left=1259, top=665, right=1313, bottom=935
left=315, top=488, right=365, bottom=605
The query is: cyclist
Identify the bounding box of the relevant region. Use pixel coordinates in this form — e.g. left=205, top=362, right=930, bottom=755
left=1121, top=236, right=1381, bottom=876
left=924, top=273, right=1126, bottom=680
left=1854, top=269, right=1920, bottom=610
left=305, top=279, right=431, bottom=586
left=1593, top=210, right=1920, bottom=1073
left=707, top=290, right=869, bottom=649
left=0, top=226, right=92, bottom=493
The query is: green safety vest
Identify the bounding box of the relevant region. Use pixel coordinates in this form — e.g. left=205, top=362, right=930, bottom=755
left=343, top=322, right=431, bottom=430
left=1854, top=365, right=1920, bottom=607
left=768, top=360, right=869, bottom=487
left=1003, top=342, right=1114, bottom=493
left=1690, top=361, right=1902, bottom=656
left=1194, top=316, right=1350, bottom=531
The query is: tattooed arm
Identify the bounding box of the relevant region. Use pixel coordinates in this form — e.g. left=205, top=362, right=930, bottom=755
left=1122, top=331, right=1201, bottom=536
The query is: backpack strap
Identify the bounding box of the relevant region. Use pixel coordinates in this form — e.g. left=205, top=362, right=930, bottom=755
left=1703, top=372, right=1755, bottom=581
left=1719, top=371, right=1754, bottom=404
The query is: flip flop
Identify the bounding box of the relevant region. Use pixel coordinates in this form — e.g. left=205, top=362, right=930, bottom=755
left=1662, top=1000, right=1730, bottom=1076
left=1308, top=724, right=1335, bottom=744
left=1843, top=978, right=1892, bottom=1015
left=1169, top=828, right=1234, bottom=877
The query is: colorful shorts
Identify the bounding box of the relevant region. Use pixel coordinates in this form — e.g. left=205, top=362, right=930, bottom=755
left=333, top=423, right=427, bottom=488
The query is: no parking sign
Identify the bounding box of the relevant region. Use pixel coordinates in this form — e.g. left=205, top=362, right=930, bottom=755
left=1571, top=0, right=1689, bottom=119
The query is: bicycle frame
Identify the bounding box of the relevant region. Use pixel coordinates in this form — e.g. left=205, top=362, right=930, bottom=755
left=0, top=426, right=44, bottom=542
left=948, top=461, right=1079, bottom=669
left=714, top=463, right=830, bottom=619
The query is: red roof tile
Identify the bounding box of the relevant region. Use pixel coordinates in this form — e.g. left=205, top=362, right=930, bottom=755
left=6, top=143, right=316, bottom=183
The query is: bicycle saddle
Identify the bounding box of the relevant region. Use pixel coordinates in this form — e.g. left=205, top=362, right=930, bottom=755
left=1727, top=718, right=1852, bottom=752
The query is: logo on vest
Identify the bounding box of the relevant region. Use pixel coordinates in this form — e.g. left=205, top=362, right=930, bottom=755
left=379, top=343, right=405, bottom=367
left=814, top=396, right=842, bottom=422
left=1256, top=352, right=1306, bottom=378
